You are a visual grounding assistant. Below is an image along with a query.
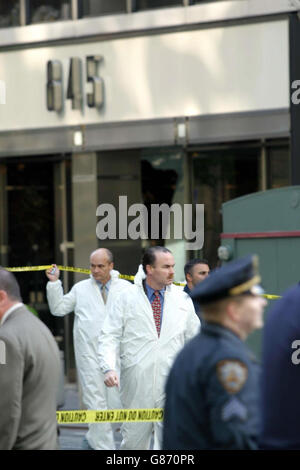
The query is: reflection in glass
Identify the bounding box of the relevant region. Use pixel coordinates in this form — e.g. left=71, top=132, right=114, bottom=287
left=141, top=148, right=183, bottom=247
left=30, top=0, right=71, bottom=24
left=267, top=144, right=290, bottom=189
left=82, top=0, right=127, bottom=17
left=134, top=0, right=182, bottom=10
left=191, top=144, right=260, bottom=266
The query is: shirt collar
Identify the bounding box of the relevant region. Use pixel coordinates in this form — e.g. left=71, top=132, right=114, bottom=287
left=96, top=279, right=112, bottom=290
left=0, top=302, right=23, bottom=327
left=145, top=283, right=165, bottom=298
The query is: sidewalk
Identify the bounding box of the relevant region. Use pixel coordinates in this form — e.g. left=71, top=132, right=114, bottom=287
left=58, top=383, right=122, bottom=450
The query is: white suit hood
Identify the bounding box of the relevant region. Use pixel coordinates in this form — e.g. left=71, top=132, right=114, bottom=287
left=134, top=264, right=146, bottom=286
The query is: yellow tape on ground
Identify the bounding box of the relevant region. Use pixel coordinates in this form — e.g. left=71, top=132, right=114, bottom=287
left=57, top=408, right=164, bottom=424
left=4, top=265, right=280, bottom=297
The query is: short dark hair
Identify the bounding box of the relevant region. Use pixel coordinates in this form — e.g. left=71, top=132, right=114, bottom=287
left=0, top=268, right=22, bottom=302
left=142, top=246, right=172, bottom=274
left=184, top=258, right=209, bottom=278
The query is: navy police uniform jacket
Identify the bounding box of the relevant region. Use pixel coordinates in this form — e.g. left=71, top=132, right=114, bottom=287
left=163, top=322, right=260, bottom=450
left=260, top=284, right=300, bottom=449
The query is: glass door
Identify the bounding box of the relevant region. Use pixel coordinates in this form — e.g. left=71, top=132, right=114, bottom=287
left=190, top=143, right=261, bottom=268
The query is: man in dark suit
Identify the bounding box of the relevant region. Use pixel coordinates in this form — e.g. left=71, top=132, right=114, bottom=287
left=183, top=258, right=210, bottom=317
left=0, top=268, right=61, bottom=450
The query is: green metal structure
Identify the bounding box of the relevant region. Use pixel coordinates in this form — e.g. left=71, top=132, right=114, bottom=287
left=220, top=186, right=300, bottom=357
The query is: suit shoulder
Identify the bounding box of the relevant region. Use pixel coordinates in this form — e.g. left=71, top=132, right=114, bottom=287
left=171, top=283, right=185, bottom=294
left=113, top=278, right=132, bottom=289
left=170, top=285, right=195, bottom=312
left=205, top=335, right=252, bottom=372
left=114, top=284, right=143, bottom=305
left=0, top=307, right=33, bottom=344
left=74, top=278, right=92, bottom=288
left=70, top=278, right=96, bottom=295
left=3, top=307, right=55, bottom=340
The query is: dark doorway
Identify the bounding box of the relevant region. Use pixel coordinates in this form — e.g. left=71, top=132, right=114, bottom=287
left=6, top=158, right=58, bottom=334
left=191, top=143, right=261, bottom=268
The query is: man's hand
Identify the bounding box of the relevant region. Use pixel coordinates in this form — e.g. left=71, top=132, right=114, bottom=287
left=46, top=264, right=60, bottom=282
left=104, top=370, right=119, bottom=388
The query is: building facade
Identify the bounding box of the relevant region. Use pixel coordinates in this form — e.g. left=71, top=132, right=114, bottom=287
left=0, top=0, right=297, bottom=376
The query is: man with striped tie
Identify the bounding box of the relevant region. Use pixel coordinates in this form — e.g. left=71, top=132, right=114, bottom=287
left=98, top=246, right=200, bottom=450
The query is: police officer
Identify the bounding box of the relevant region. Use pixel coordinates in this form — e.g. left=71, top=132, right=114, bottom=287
left=163, top=255, right=267, bottom=450
left=260, top=284, right=300, bottom=449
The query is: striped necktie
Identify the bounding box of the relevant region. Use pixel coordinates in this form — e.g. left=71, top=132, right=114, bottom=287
left=151, top=290, right=161, bottom=337
left=101, top=284, right=107, bottom=304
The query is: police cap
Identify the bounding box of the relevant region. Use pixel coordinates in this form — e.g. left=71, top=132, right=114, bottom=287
left=191, top=254, right=263, bottom=305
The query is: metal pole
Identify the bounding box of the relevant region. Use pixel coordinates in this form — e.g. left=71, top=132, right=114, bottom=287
left=60, top=161, right=71, bottom=381
left=260, top=140, right=267, bottom=191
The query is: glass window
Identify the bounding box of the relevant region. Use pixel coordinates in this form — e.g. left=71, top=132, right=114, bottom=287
left=134, top=0, right=182, bottom=11
left=191, top=144, right=261, bottom=267
left=0, top=0, right=20, bottom=28
left=141, top=147, right=183, bottom=246
left=266, top=143, right=290, bottom=189
left=6, top=159, right=55, bottom=310
left=82, top=0, right=127, bottom=17
left=140, top=147, right=186, bottom=279
left=30, top=0, right=71, bottom=24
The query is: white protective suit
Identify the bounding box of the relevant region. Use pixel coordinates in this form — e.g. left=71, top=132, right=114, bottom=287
left=98, top=265, right=200, bottom=450
left=46, top=269, right=130, bottom=450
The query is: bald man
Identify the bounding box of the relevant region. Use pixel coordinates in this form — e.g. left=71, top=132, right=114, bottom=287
left=46, top=249, right=130, bottom=450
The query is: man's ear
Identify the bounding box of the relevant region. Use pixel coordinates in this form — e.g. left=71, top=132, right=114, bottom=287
left=186, top=272, right=192, bottom=283
left=0, top=290, right=7, bottom=303
left=145, top=264, right=152, bottom=276
left=226, top=299, right=241, bottom=322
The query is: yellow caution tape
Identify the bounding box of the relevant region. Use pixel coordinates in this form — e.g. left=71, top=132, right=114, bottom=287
left=5, top=265, right=134, bottom=279
left=56, top=408, right=163, bottom=424
left=118, top=273, right=134, bottom=281
left=5, top=265, right=91, bottom=275
left=4, top=265, right=280, bottom=297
